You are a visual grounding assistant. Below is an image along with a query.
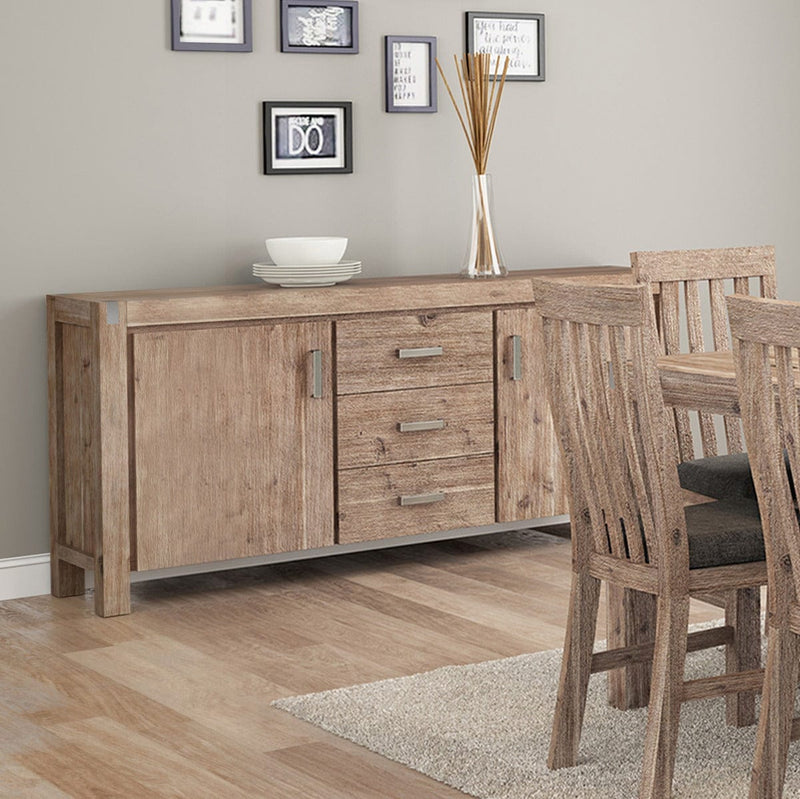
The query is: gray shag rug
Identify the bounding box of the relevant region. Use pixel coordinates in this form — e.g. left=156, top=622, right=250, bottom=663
left=273, top=641, right=800, bottom=798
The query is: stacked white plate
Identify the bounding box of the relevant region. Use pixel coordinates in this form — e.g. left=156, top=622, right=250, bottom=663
left=253, top=260, right=362, bottom=288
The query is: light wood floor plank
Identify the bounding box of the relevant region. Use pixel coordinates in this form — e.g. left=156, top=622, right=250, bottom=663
left=0, top=528, right=724, bottom=797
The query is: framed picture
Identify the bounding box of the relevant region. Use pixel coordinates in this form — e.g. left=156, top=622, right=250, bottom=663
left=384, top=36, right=437, bottom=113
left=263, top=101, right=353, bottom=175
left=171, top=0, right=252, bottom=52
left=280, top=1, right=359, bottom=54
left=466, top=12, right=545, bottom=81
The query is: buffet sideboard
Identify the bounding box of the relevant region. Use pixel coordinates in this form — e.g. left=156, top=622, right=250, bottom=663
left=48, top=267, right=627, bottom=616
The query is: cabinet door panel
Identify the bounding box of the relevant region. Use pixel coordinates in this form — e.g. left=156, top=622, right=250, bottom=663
left=132, top=322, right=333, bottom=570
left=495, top=308, right=568, bottom=521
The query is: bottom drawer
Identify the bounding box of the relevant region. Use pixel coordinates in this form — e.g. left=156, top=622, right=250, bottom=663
left=337, top=455, right=495, bottom=544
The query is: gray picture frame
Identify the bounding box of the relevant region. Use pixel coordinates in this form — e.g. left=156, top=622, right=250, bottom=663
left=171, top=0, right=253, bottom=52
left=280, top=0, right=359, bottom=54
left=466, top=11, right=545, bottom=82
left=385, top=36, right=437, bottom=114
left=263, top=101, right=353, bottom=175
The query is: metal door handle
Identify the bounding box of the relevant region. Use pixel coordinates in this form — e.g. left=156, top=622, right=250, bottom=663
left=398, top=419, right=446, bottom=433
left=397, top=346, right=443, bottom=359
left=311, top=350, right=323, bottom=398
left=511, top=335, right=522, bottom=381
left=399, top=492, right=446, bottom=506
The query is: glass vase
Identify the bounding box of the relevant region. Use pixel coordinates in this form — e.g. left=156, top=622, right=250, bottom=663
left=462, top=173, right=507, bottom=278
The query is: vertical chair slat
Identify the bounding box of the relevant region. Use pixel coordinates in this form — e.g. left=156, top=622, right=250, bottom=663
left=660, top=281, right=695, bottom=460
left=709, top=277, right=745, bottom=454
left=608, top=326, right=649, bottom=563
left=684, top=279, right=719, bottom=457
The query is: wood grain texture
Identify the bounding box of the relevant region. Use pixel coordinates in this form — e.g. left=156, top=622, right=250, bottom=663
left=336, top=311, right=493, bottom=395
left=132, top=321, right=334, bottom=570
left=533, top=277, right=766, bottom=797
left=336, top=383, right=493, bottom=469
left=47, top=299, right=85, bottom=599
left=495, top=308, right=568, bottom=522
left=50, top=267, right=631, bottom=328
left=658, top=351, right=741, bottom=416
left=47, top=266, right=634, bottom=617
left=337, top=455, right=495, bottom=543
left=728, top=293, right=800, bottom=799
left=92, top=302, right=131, bottom=617
left=0, top=528, right=726, bottom=799
left=631, top=245, right=776, bottom=461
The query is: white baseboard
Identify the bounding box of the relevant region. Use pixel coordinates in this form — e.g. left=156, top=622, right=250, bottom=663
left=0, top=516, right=570, bottom=603
left=0, top=554, right=51, bottom=601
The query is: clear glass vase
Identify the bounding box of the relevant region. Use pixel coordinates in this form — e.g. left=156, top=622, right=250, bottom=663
left=462, top=173, right=507, bottom=278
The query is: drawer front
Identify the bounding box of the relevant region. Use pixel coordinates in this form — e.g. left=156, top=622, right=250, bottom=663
left=338, top=455, right=495, bottom=544
left=337, top=383, right=494, bottom=469
left=336, top=311, right=493, bottom=394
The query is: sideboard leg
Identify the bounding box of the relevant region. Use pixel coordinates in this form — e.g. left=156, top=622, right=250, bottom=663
left=92, top=301, right=132, bottom=617
left=51, top=556, right=85, bottom=598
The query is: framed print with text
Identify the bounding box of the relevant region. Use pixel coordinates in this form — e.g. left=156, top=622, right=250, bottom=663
left=280, top=0, right=359, bottom=54
left=263, top=101, right=353, bottom=175
left=171, top=0, right=252, bottom=52
left=466, top=11, right=544, bottom=81
left=385, top=36, right=437, bottom=113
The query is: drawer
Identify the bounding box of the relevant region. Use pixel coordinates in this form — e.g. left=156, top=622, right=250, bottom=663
left=337, top=383, right=494, bottom=469
left=337, top=455, right=495, bottom=544
left=336, top=311, right=493, bottom=394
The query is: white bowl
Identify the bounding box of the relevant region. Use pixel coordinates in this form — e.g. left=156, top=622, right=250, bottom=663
left=265, top=236, right=348, bottom=266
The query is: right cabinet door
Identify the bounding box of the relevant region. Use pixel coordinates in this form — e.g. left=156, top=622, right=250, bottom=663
left=495, top=308, right=568, bottom=521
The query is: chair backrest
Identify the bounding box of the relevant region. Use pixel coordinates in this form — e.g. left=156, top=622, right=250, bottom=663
left=631, top=245, right=776, bottom=461
left=728, top=294, right=800, bottom=608
left=532, top=278, right=687, bottom=576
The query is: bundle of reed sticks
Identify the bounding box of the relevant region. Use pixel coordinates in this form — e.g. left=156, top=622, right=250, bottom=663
left=436, top=53, right=510, bottom=175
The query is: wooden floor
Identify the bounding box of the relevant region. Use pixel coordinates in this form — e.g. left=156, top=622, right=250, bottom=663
left=0, top=528, right=725, bottom=798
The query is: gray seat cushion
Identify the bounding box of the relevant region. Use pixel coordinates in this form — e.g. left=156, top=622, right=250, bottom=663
left=685, top=498, right=764, bottom=570
left=677, top=452, right=756, bottom=501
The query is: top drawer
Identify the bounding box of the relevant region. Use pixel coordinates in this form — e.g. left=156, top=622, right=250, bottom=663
left=336, top=311, right=493, bottom=394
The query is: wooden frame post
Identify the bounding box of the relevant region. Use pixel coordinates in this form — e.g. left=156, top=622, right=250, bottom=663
left=91, top=301, right=131, bottom=616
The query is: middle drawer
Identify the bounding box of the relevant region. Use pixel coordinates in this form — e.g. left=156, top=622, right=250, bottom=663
left=337, top=383, right=494, bottom=469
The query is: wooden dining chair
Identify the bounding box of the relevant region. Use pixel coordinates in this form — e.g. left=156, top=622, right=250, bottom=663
left=728, top=294, right=800, bottom=799
left=533, top=278, right=767, bottom=799
left=631, top=245, right=776, bottom=501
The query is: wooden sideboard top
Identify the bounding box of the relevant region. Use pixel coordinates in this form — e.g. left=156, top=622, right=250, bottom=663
left=48, top=266, right=632, bottom=328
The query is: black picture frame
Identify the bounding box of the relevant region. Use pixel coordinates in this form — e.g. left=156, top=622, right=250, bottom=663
left=263, top=101, right=353, bottom=175
left=171, top=0, right=252, bottom=52
left=280, top=1, right=359, bottom=54
left=384, top=36, right=437, bottom=114
left=465, top=11, right=545, bottom=81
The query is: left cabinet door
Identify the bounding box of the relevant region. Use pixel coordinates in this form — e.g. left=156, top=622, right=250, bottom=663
left=131, top=321, right=334, bottom=570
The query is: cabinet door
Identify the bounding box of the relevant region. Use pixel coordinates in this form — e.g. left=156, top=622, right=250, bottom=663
left=131, top=322, right=333, bottom=570
left=495, top=308, right=568, bottom=521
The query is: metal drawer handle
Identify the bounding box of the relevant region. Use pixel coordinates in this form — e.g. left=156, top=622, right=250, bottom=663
left=398, top=419, right=445, bottom=433
left=311, top=350, right=323, bottom=398
left=399, top=492, right=446, bottom=507
left=397, top=346, right=443, bottom=359
left=511, top=335, right=522, bottom=381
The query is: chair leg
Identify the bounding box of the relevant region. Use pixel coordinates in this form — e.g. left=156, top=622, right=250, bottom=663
left=725, top=586, right=761, bottom=727
left=607, top=585, right=657, bottom=710
left=548, top=570, right=601, bottom=770
left=749, top=624, right=799, bottom=799
left=639, top=595, right=690, bottom=799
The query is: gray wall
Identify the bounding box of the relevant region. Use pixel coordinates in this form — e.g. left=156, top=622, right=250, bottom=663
left=2, top=1, right=799, bottom=560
